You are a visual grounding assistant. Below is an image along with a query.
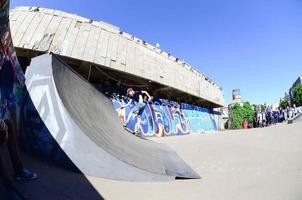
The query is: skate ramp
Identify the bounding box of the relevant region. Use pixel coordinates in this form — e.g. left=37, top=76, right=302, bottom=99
left=288, top=112, right=302, bottom=124
left=24, top=53, right=200, bottom=181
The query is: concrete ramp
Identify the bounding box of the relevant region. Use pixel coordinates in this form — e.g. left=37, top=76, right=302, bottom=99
left=24, top=53, right=200, bottom=181
left=288, top=113, right=302, bottom=124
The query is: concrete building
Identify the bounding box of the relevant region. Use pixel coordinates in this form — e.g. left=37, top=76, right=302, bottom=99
left=9, top=6, right=225, bottom=108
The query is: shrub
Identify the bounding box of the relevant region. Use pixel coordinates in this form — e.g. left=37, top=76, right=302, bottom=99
left=279, top=99, right=288, bottom=109
left=231, top=102, right=255, bottom=129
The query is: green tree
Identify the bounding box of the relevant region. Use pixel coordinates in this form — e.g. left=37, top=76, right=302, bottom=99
left=279, top=99, right=288, bottom=109
left=231, top=103, right=243, bottom=129
left=231, top=102, right=255, bottom=129
left=293, top=84, right=302, bottom=106
left=242, top=102, right=255, bottom=124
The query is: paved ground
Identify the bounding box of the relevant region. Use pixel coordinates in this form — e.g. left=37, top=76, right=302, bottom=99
left=89, top=122, right=302, bottom=200
left=1, top=122, right=302, bottom=200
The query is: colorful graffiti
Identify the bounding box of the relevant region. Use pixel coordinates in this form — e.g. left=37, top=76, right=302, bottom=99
left=0, top=0, right=25, bottom=129
left=0, top=1, right=73, bottom=169
left=112, top=95, right=220, bottom=137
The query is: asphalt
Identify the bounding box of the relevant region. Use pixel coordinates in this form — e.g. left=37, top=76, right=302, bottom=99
left=89, top=122, right=302, bottom=200
left=1, top=122, right=302, bottom=200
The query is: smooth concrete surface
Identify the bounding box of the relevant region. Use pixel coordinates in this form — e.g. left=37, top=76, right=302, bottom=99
left=25, top=53, right=199, bottom=181
left=88, top=122, right=302, bottom=200
left=0, top=153, right=104, bottom=200
left=1, top=122, right=301, bottom=199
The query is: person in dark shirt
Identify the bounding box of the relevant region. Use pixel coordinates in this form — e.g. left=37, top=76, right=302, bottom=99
left=0, top=58, right=37, bottom=199
left=122, top=88, right=151, bottom=134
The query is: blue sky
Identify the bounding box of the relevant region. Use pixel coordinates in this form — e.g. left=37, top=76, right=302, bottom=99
left=11, top=0, right=302, bottom=104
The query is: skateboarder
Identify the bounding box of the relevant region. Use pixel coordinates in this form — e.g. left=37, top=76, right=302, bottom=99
left=123, top=88, right=151, bottom=135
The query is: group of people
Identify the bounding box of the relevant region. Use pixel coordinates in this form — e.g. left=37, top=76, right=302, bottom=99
left=253, top=104, right=300, bottom=128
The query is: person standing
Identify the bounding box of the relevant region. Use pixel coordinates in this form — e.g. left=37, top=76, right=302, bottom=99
left=0, top=1, right=37, bottom=198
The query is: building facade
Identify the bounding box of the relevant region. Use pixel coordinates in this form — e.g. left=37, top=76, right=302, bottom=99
left=10, top=6, right=225, bottom=108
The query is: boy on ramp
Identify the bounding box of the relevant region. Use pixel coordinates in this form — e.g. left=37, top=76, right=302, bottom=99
left=122, top=88, right=151, bottom=136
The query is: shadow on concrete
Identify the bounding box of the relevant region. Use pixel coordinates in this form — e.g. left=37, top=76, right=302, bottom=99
left=0, top=151, right=104, bottom=200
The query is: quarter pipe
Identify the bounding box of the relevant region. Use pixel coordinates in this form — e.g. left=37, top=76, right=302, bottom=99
left=23, top=53, right=200, bottom=181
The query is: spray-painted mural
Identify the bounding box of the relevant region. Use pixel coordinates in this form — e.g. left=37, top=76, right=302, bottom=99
left=112, top=95, right=220, bottom=137
left=0, top=0, right=25, bottom=129
left=0, top=1, right=77, bottom=170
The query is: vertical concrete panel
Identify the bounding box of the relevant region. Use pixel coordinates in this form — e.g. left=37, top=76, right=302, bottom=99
left=62, top=19, right=80, bottom=57
left=117, top=36, right=127, bottom=66
left=105, top=37, right=112, bottom=67
left=188, top=70, right=194, bottom=93
left=133, top=44, right=140, bottom=76
left=178, top=65, right=186, bottom=90
left=13, top=11, right=35, bottom=47
left=105, top=34, right=113, bottom=67
left=143, top=48, right=153, bottom=80
left=111, top=36, right=123, bottom=71
left=71, top=22, right=91, bottom=60
left=108, top=33, right=118, bottom=62
left=100, top=30, right=110, bottom=66
left=38, top=15, right=62, bottom=51
left=163, top=57, right=172, bottom=86
left=125, top=40, right=136, bottom=75
left=98, top=30, right=108, bottom=58
left=83, top=25, right=101, bottom=62
left=95, top=29, right=109, bottom=65
left=29, top=13, right=53, bottom=49
left=150, top=51, right=160, bottom=82
left=9, top=11, right=21, bottom=38
left=49, top=17, right=73, bottom=55
left=135, top=45, right=145, bottom=77
left=21, top=12, right=44, bottom=49
left=94, top=29, right=106, bottom=66
left=145, top=51, right=154, bottom=81
left=166, top=59, right=173, bottom=86
left=9, top=10, right=19, bottom=21
left=194, top=74, right=200, bottom=96
left=170, top=62, right=178, bottom=86
left=10, top=11, right=26, bottom=37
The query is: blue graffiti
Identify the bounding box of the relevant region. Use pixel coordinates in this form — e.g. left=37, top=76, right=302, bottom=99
left=112, top=96, right=219, bottom=137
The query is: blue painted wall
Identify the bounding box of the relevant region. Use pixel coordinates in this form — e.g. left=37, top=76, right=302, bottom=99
left=112, top=97, right=220, bottom=137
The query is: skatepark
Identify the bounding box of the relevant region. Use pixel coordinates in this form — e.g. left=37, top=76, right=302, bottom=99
left=1, top=2, right=302, bottom=200
left=5, top=121, right=302, bottom=200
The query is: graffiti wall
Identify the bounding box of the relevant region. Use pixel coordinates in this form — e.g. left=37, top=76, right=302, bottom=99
left=0, top=0, right=25, bottom=127
left=0, top=1, right=77, bottom=171
left=112, top=96, right=221, bottom=137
